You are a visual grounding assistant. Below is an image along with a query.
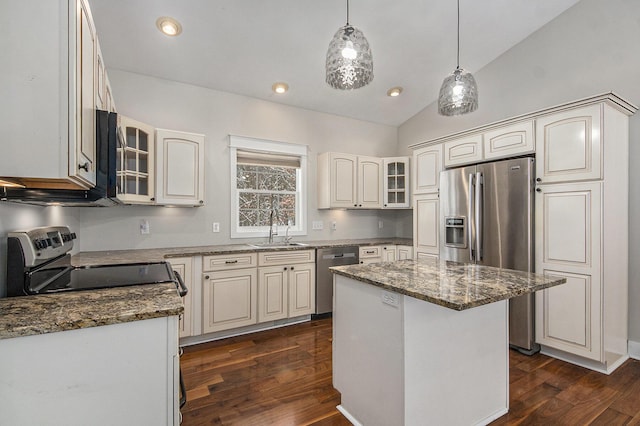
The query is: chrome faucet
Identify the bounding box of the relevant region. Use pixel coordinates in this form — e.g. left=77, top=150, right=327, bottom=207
left=284, top=221, right=293, bottom=243
left=268, top=208, right=278, bottom=244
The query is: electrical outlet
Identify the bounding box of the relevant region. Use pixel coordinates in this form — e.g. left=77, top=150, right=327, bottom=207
left=212, top=222, right=220, bottom=233
left=381, top=291, right=399, bottom=307
left=312, top=221, right=323, bottom=230
left=140, top=219, right=150, bottom=235
left=331, top=221, right=337, bottom=230
left=378, top=220, right=384, bottom=229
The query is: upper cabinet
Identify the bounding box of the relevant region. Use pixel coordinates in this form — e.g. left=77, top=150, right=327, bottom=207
left=155, top=129, right=205, bottom=206
left=0, top=0, right=106, bottom=189
left=535, top=105, right=601, bottom=184
left=317, top=152, right=383, bottom=209
left=317, top=152, right=407, bottom=209
left=117, top=118, right=206, bottom=206
left=117, top=116, right=155, bottom=204
left=412, top=145, right=442, bottom=195
left=383, top=157, right=410, bottom=208
left=441, top=120, right=534, bottom=168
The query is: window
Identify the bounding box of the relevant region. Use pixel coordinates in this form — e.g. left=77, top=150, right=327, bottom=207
left=230, top=136, right=307, bottom=239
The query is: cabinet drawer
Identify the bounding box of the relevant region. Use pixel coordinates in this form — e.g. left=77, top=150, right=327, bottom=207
left=258, top=250, right=315, bottom=266
left=359, top=246, right=382, bottom=258
left=203, top=253, right=258, bottom=271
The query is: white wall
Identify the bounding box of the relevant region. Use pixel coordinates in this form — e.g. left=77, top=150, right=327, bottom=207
left=398, top=0, right=640, bottom=341
left=76, top=70, right=404, bottom=251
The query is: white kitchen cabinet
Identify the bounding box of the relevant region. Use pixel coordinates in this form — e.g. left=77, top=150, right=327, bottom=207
left=382, top=245, right=397, bottom=262
left=258, top=250, right=316, bottom=319
left=532, top=97, right=634, bottom=373
left=116, top=115, right=155, bottom=204
left=317, top=152, right=383, bottom=209
left=202, top=268, right=258, bottom=333
left=0, top=0, right=100, bottom=188
left=535, top=105, right=602, bottom=184
left=483, top=120, right=534, bottom=161
left=359, top=246, right=382, bottom=264
left=413, top=193, right=440, bottom=257
left=167, top=257, right=195, bottom=338
left=535, top=182, right=602, bottom=361
left=412, top=145, right=442, bottom=195
left=443, top=134, right=483, bottom=168
left=397, top=245, right=414, bottom=260
left=383, top=157, right=410, bottom=208
left=155, top=129, right=205, bottom=206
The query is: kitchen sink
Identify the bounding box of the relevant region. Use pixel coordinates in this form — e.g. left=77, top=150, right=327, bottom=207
left=246, top=242, right=309, bottom=249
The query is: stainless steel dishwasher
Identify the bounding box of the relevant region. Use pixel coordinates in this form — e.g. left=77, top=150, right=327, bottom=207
left=315, top=246, right=359, bottom=315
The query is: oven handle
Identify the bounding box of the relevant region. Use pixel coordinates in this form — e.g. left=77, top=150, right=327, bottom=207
left=174, top=271, right=188, bottom=297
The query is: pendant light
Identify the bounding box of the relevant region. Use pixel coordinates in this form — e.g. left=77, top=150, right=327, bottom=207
left=438, top=0, right=478, bottom=116
left=325, top=0, right=373, bottom=90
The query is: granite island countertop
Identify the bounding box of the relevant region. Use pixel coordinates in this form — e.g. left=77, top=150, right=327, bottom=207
left=71, top=237, right=413, bottom=266
left=0, top=283, right=183, bottom=340
left=330, top=258, right=566, bottom=311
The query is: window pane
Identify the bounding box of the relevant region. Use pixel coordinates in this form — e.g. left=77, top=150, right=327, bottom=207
left=237, top=165, right=258, bottom=189
left=239, top=210, right=258, bottom=227
left=239, top=192, right=258, bottom=209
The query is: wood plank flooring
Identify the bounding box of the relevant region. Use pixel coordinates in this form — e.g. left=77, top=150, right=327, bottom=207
left=180, top=318, right=640, bottom=425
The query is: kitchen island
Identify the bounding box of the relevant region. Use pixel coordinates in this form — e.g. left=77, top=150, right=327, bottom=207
left=330, top=258, right=566, bottom=426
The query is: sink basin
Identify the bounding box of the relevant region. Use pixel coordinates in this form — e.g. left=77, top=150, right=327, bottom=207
left=246, top=242, right=309, bottom=249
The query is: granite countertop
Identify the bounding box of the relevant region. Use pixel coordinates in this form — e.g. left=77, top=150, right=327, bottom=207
left=72, top=237, right=413, bottom=266
left=331, top=258, right=566, bottom=311
left=0, top=283, right=183, bottom=340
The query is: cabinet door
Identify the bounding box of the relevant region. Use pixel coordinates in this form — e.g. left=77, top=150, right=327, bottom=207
left=383, top=157, right=410, bottom=208
left=413, top=194, right=440, bottom=256
left=116, top=115, right=155, bottom=204
left=382, top=246, right=397, bottom=262
left=357, top=156, right=383, bottom=208
left=202, top=268, right=257, bottom=333
left=288, top=263, right=316, bottom=317
left=96, top=41, right=105, bottom=110
left=483, top=120, right=534, bottom=161
left=535, top=181, right=602, bottom=361
left=397, top=245, right=414, bottom=260
left=73, top=0, right=97, bottom=185
left=258, top=266, right=288, bottom=322
left=413, top=145, right=442, bottom=194
left=536, top=104, right=602, bottom=183
left=329, top=153, right=357, bottom=208
left=167, top=257, right=194, bottom=338
left=155, top=129, right=205, bottom=206
left=443, top=134, right=483, bottom=168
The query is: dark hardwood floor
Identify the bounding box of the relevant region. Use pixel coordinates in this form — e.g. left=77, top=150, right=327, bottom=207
left=181, top=318, right=640, bottom=425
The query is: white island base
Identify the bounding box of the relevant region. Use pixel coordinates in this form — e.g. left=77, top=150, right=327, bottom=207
left=333, top=275, right=509, bottom=426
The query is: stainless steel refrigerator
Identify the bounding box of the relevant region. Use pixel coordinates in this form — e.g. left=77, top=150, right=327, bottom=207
left=439, top=157, right=538, bottom=354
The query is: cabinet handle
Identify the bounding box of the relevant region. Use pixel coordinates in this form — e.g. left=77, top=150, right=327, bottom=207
left=150, top=197, right=155, bottom=201
left=225, top=260, right=238, bottom=264
left=204, top=275, right=210, bottom=280
left=365, top=250, right=375, bottom=254
left=359, top=204, right=362, bottom=207
left=284, top=267, right=288, bottom=271
left=536, top=188, right=542, bottom=193
left=384, top=204, right=387, bottom=207
left=291, top=266, right=294, bottom=270
left=78, top=162, right=89, bottom=172
left=354, top=204, right=357, bottom=207
left=536, top=177, right=542, bottom=182
left=199, top=200, right=204, bottom=204
left=383, top=247, right=387, bottom=250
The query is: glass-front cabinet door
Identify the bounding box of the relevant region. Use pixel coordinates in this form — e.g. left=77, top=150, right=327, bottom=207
left=383, top=157, right=410, bottom=208
left=116, top=115, right=155, bottom=204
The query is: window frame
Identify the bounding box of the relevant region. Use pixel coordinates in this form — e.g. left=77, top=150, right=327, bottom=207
left=229, top=135, right=308, bottom=239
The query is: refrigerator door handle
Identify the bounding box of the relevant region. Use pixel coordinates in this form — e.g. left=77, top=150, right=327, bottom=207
left=468, top=173, right=475, bottom=261
left=475, top=171, right=483, bottom=261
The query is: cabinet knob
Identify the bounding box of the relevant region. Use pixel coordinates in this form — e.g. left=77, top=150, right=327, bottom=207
left=204, top=275, right=210, bottom=279
left=359, top=204, right=362, bottom=207
left=291, top=266, right=294, bottom=270
left=150, top=197, right=155, bottom=201
left=284, top=267, right=288, bottom=271
left=384, top=204, right=387, bottom=207
left=536, top=188, right=542, bottom=193
left=199, top=200, right=204, bottom=204
left=536, top=177, right=542, bottom=182
left=354, top=204, right=357, bottom=207
left=78, top=162, right=90, bottom=172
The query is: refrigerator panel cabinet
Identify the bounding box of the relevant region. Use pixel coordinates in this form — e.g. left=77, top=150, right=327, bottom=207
left=414, top=194, right=440, bottom=256
left=483, top=121, right=534, bottom=161
left=413, top=145, right=442, bottom=194
left=443, top=134, right=483, bottom=168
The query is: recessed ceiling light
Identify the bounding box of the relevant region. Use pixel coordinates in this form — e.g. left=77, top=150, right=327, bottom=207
left=387, top=87, right=403, bottom=97
left=272, top=82, right=289, bottom=94
left=156, top=17, right=182, bottom=37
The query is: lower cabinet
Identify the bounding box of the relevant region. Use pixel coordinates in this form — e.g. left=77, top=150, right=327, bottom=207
left=287, top=263, right=316, bottom=317
left=166, top=257, right=194, bottom=338
left=413, top=193, right=439, bottom=257
left=397, top=245, right=414, bottom=260
left=359, top=246, right=382, bottom=264
left=382, top=245, right=397, bottom=262
left=257, top=265, right=288, bottom=322
left=202, top=268, right=258, bottom=333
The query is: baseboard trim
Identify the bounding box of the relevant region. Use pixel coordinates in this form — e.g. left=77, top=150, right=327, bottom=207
left=629, top=340, right=640, bottom=360
left=476, top=408, right=509, bottom=426
left=540, top=345, right=628, bottom=375
left=336, top=405, right=362, bottom=426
